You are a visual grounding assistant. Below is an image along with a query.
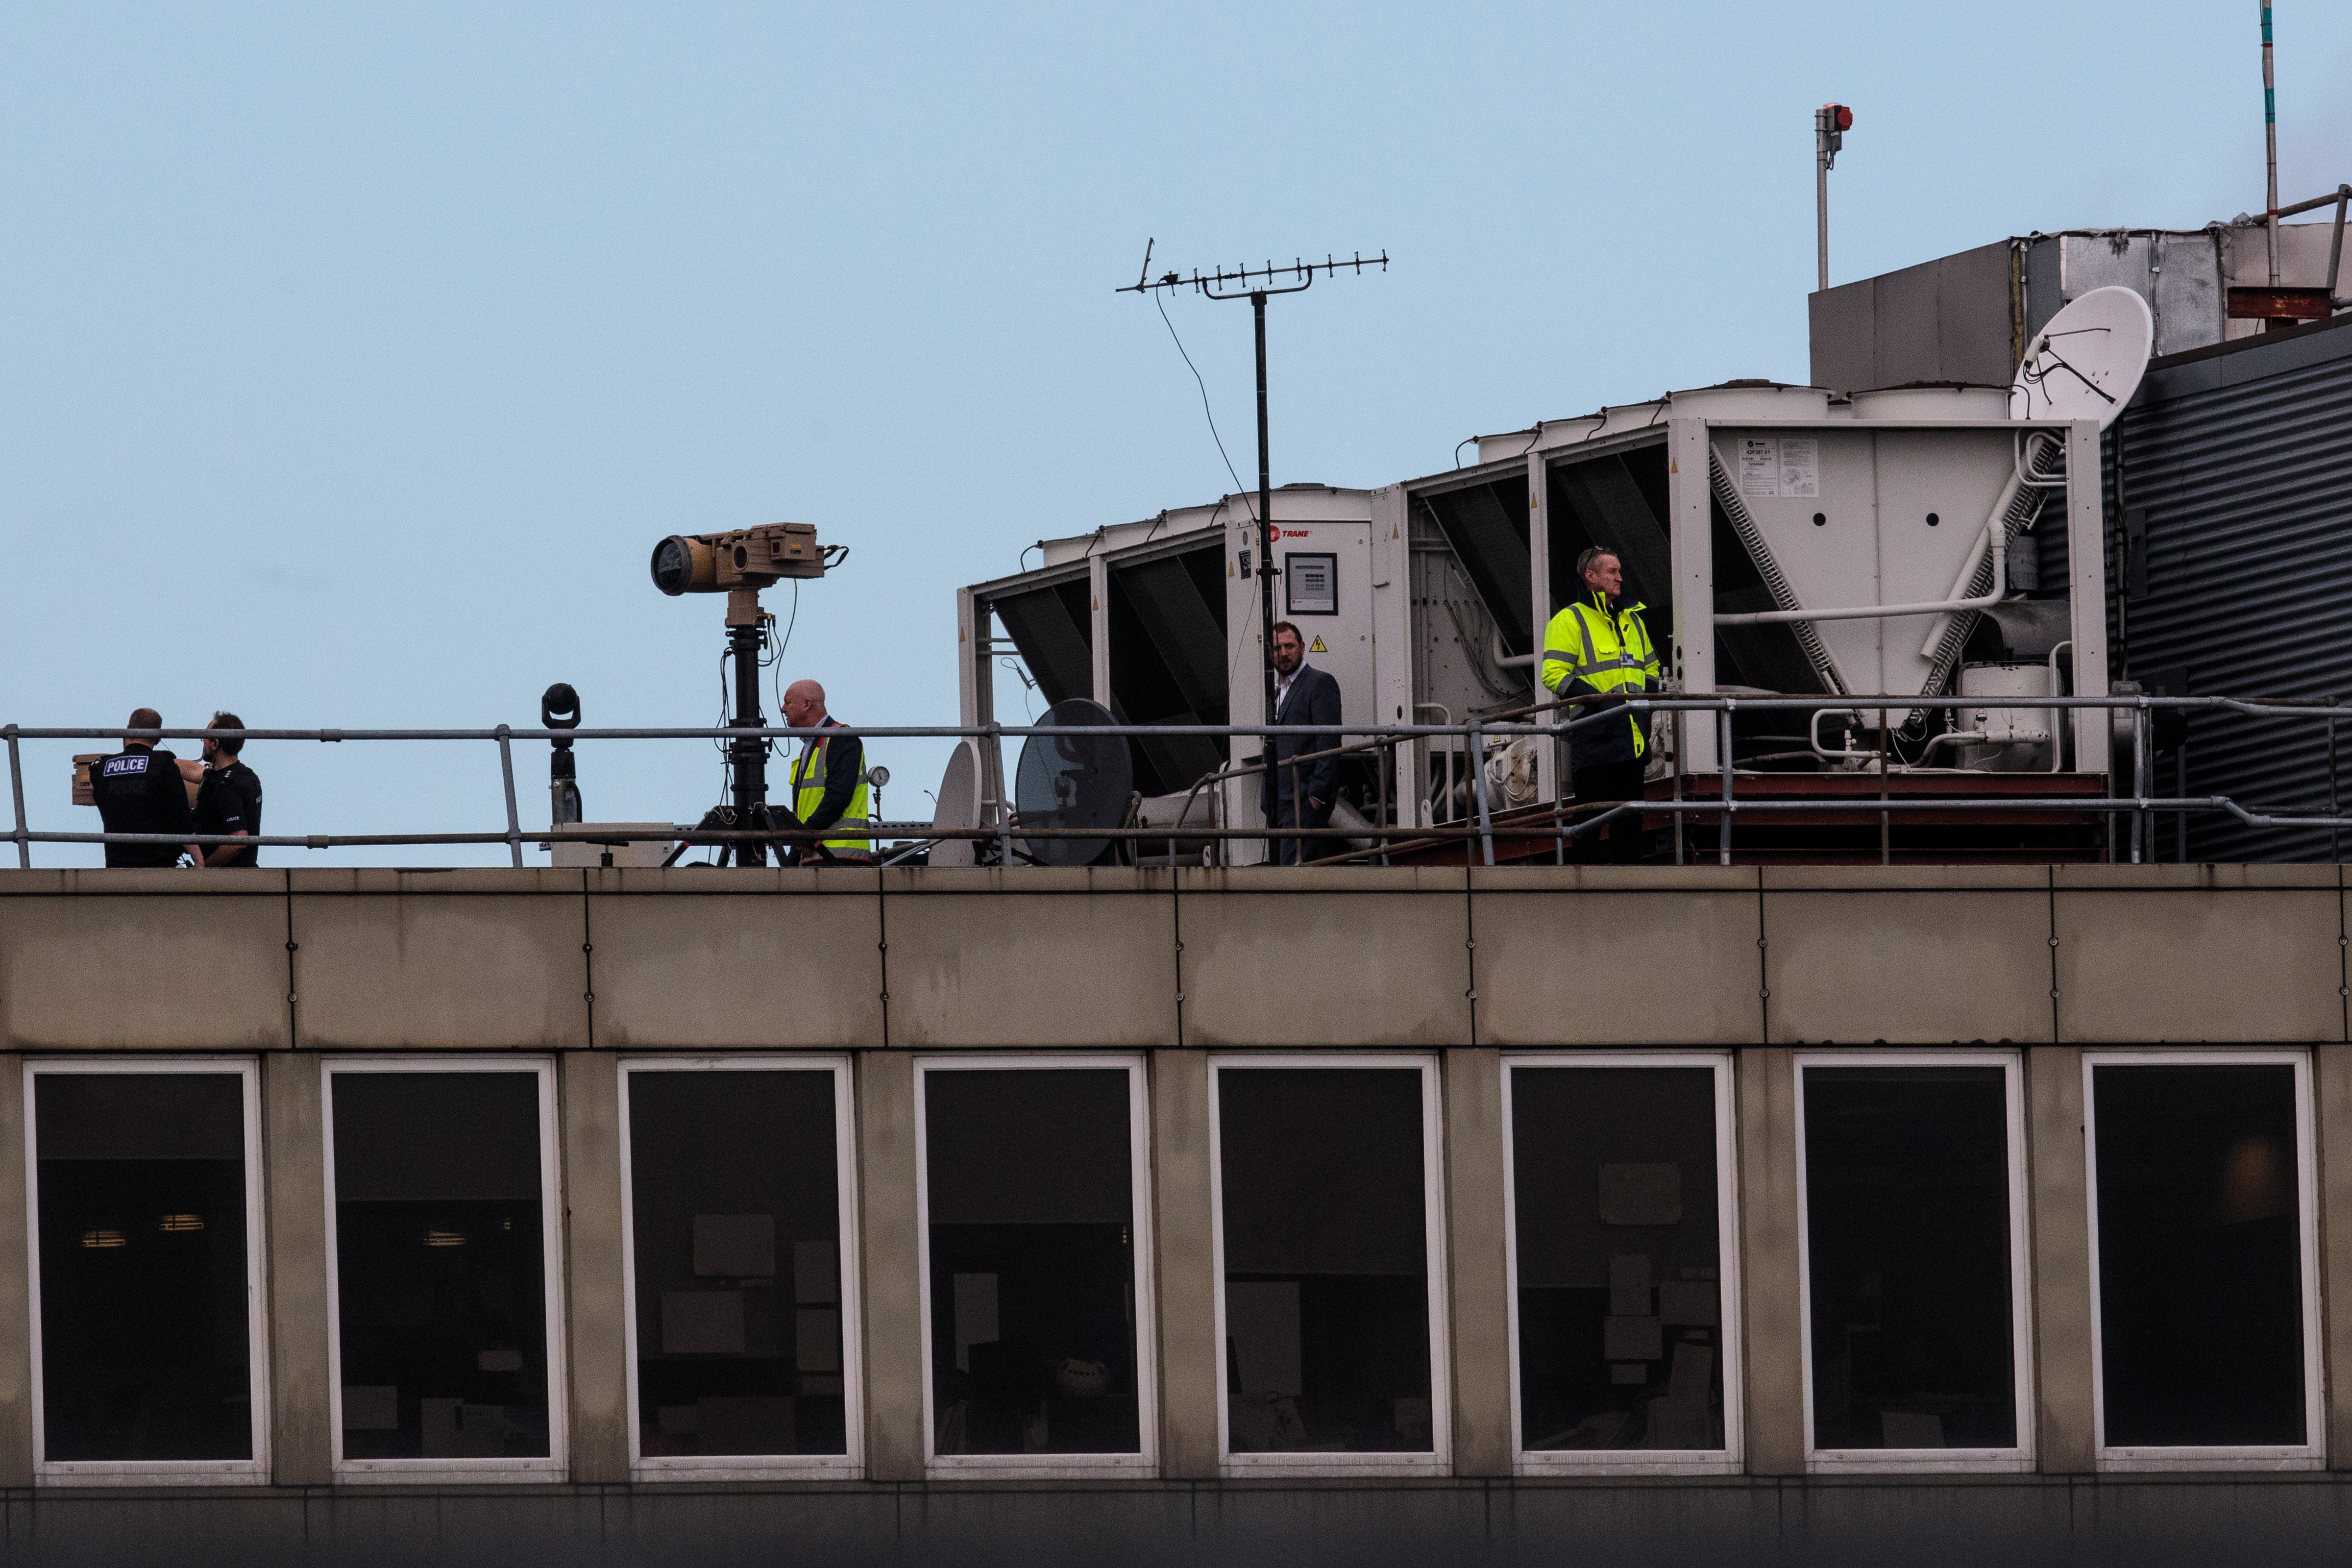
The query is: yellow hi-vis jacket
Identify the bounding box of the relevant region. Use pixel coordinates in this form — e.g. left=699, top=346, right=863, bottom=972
left=790, top=730, right=873, bottom=860
left=1539, top=593, right=1661, bottom=760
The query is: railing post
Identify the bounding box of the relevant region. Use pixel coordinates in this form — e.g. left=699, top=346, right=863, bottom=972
left=1718, top=701, right=1736, bottom=867
left=1671, top=707, right=1685, bottom=866
left=6, top=725, right=27, bottom=869
left=2324, top=700, right=2342, bottom=870
left=2131, top=700, right=2149, bottom=865
left=1470, top=723, right=1496, bottom=868
left=990, top=722, right=1013, bottom=868
left=497, top=724, right=524, bottom=869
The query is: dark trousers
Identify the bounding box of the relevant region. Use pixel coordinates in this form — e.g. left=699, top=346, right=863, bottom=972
left=1271, top=795, right=1336, bottom=866
left=1571, top=757, right=1648, bottom=864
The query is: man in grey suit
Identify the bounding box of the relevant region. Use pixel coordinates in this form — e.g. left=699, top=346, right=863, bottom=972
left=1262, top=621, right=1344, bottom=866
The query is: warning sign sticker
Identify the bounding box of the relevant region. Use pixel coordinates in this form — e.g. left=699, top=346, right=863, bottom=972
left=1308, top=635, right=1328, bottom=653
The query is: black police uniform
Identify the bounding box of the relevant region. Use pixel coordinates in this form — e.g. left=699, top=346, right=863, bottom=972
left=195, top=760, right=265, bottom=867
left=88, top=746, right=196, bottom=868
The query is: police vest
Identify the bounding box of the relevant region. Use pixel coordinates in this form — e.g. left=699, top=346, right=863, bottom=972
left=1539, top=595, right=1661, bottom=756
left=791, top=732, right=873, bottom=859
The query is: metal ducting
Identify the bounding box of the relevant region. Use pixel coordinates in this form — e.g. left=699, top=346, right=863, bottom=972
left=2111, top=319, right=2352, bottom=861
left=1106, top=544, right=1228, bottom=798
left=990, top=579, right=1093, bottom=708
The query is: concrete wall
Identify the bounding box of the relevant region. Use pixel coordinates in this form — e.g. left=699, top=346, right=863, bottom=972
left=0, top=863, right=2347, bottom=1562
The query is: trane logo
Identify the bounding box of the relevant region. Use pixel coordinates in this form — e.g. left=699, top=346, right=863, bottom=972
left=1277, top=528, right=1312, bottom=538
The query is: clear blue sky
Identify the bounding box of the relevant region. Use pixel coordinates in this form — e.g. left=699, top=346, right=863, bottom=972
left=4, top=2, right=2348, bottom=865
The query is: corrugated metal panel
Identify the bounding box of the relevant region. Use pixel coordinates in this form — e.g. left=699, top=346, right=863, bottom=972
left=2112, top=320, right=2352, bottom=861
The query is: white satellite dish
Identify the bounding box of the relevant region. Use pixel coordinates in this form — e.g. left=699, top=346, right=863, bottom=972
left=2010, top=285, right=2154, bottom=430
left=927, top=739, right=980, bottom=867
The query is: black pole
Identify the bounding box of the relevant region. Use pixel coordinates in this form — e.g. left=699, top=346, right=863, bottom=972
left=728, top=605, right=768, bottom=867
left=1254, top=290, right=1279, bottom=859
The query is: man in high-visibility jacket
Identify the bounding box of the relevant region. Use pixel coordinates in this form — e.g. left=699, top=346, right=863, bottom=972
left=1539, top=547, right=1660, bottom=862
left=781, top=679, right=872, bottom=865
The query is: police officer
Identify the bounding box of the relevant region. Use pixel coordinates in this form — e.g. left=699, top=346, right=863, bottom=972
left=1539, top=548, right=1661, bottom=862
left=780, top=679, right=872, bottom=865
left=88, top=707, right=199, bottom=868
left=193, top=710, right=265, bottom=867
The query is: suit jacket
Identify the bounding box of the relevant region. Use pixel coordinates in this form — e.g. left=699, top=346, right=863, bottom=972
left=1263, top=663, right=1344, bottom=809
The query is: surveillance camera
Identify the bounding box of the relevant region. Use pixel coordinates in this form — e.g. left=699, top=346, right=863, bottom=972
left=651, top=522, right=824, bottom=595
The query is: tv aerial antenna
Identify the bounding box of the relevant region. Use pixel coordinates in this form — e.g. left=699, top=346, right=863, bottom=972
left=1118, top=242, right=1387, bottom=740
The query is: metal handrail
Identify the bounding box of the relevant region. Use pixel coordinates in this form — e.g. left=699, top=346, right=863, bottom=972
left=10, top=689, right=2351, bottom=870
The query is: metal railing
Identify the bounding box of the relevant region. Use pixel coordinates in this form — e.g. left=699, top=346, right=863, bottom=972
left=9, top=689, right=2352, bottom=871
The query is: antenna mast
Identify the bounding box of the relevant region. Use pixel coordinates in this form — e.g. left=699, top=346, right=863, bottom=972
left=2261, top=0, right=2280, bottom=284
left=1118, top=246, right=1389, bottom=779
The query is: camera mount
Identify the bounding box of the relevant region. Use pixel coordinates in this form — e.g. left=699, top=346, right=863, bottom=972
left=650, top=523, right=839, bottom=866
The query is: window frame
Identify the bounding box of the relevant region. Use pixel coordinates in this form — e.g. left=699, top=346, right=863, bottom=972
left=1207, top=1051, right=1451, bottom=1479
left=911, top=1053, right=1159, bottom=1480
left=1500, top=1051, right=1743, bottom=1477
left=2082, top=1047, right=2324, bottom=1472
left=1792, top=1049, right=2036, bottom=1474
left=615, top=1053, right=864, bottom=1480
left=23, top=1056, right=271, bottom=1487
left=321, top=1054, right=568, bottom=1483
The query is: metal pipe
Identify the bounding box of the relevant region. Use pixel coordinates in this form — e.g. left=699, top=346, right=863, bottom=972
left=6, top=726, right=26, bottom=869
left=2048, top=641, right=2073, bottom=774
left=1718, top=703, right=1735, bottom=867
left=2132, top=700, right=2151, bottom=865
left=2330, top=184, right=2351, bottom=304
left=1492, top=628, right=1535, bottom=671
left=1470, top=723, right=1496, bottom=867
left=1671, top=709, right=1686, bottom=866
left=497, top=725, right=523, bottom=869
left=2263, top=0, right=2280, bottom=286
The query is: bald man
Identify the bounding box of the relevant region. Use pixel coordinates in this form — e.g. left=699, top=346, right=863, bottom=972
left=780, top=679, right=872, bottom=865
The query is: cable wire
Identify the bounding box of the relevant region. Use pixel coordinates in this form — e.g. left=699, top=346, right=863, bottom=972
left=1155, top=290, right=1255, bottom=524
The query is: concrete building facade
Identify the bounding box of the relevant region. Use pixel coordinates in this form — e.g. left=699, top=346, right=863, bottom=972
left=0, top=864, right=2349, bottom=1564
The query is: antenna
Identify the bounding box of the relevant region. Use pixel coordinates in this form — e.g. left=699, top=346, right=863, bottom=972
left=1118, top=244, right=1389, bottom=759
left=2261, top=1, right=2280, bottom=285
left=2010, top=286, right=2154, bottom=429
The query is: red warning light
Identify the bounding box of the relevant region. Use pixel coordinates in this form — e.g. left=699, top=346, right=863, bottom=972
left=1826, top=103, right=1854, bottom=131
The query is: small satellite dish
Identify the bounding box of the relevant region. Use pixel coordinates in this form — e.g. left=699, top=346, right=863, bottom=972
left=1014, top=698, right=1133, bottom=867
left=2010, top=286, right=2154, bottom=430
left=928, top=740, right=979, bottom=868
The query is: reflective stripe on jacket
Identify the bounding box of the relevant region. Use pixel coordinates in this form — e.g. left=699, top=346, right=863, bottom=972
left=1539, top=594, right=1661, bottom=758
left=791, top=735, right=873, bottom=858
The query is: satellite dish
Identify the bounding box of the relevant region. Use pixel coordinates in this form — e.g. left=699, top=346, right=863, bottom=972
left=1014, top=698, right=1132, bottom=867
left=928, top=740, right=978, bottom=868
left=2010, top=286, right=2153, bottom=430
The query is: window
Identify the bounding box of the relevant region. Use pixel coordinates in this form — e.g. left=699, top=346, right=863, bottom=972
left=323, top=1060, right=565, bottom=1478
left=2086, top=1053, right=2321, bottom=1467
left=1795, top=1054, right=2032, bottom=1470
left=619, top=1058, right=860, bottom=1475
left=1503, top=1055, right=1740, bottom=1472
left=915, top=1057, right=1156, bottom=1475
left=1210, top=1056, right=1447, bottom=1474
left=25, top=1061, right=268, bottom=1482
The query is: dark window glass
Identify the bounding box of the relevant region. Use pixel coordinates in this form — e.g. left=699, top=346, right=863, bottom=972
left=34, top=1073, right=251, bottom=1461
left=925, top=1068, right=1140, bottom=1455
left=331, top=1072, right=550, bottom=1460
left=628, top=1069, right=846, bottom=1457
left=1803, top=1065, right=2016, bottom=1450
left=1511, top=1066, right=1724, bottom=1451
left=1218, top=1067, right=1432, bottom=1454
left=2093, top=1062, right=2306, bottom=1447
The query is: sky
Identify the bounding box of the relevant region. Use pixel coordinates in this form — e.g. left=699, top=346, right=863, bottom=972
left=4, top=1, right=2349, bottom=866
